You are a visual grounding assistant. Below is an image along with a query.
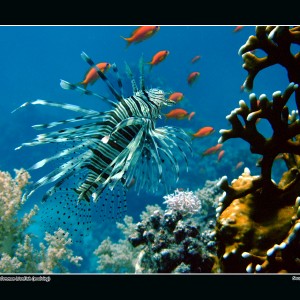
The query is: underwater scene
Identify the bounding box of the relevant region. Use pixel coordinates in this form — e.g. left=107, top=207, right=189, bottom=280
left=0, top=25, right=300, bottom=274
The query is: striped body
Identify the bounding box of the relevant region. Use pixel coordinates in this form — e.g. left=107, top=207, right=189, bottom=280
left=75, top=89, right=171, bottom=202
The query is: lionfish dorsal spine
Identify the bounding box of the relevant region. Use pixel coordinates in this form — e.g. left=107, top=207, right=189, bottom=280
left=80, top=51, right=122, bottom=102
left=139, top=54, right=145, bottom=91
left=124, top=61, right=138, bottom=94
left=111, top=63, right=124, bottom=98
left=60, top=80, right=117, bottom=106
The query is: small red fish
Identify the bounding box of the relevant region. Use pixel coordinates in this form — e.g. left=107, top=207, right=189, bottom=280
left=164, top=108, right=189, bottom=120
left=191, top=55, right=201, bottom=63
left=121, top=26, right=160, bottom=47
left=233, top=26, right=244, bottom=33
left=79, top=62, right=111, bottom=88
left=190, top=126, right=215, bottom=139
left=217, top=150, right=225, bottom=162
left=169, top=92, right=184, bottom=103
left=147, top=50, right=169, bottom=70
left=235, top=161, right=244, bottom=170
left=188, top=111, right=196, bottom=121
left=202, top=144, right=223, bottom=156
left=187, top=72, right=200, bottom=86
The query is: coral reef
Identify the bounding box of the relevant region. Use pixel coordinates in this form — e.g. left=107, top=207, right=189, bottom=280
left=38, top=228, right=83, bottom=273
left=93, top=205, right=165, bottom=273
left=94, top=180, right=222, bottom=274
left=94, top=215, right=141, bottom=273
left=163, top=188, right=201, bottom=216
left=0, top=168, right=82, bottom=273
left=0, top=168, right=37, bottom=257
left=126, top=182, right=222, bottom=273
left=214, top=27, right=300, bottom=273
left=239, top=26, right=300, bottom=110
left=214, top=79, right=300, bottom=273
left=128, top=208, right=214, bottom=273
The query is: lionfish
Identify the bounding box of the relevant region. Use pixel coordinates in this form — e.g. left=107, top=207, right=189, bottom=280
left=13, top=52, right=192, bottom=240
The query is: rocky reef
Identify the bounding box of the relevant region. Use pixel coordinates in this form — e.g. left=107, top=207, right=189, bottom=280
left=126, top=181, right=221, bottom=273
left=213, top=26, right=300, bottom=273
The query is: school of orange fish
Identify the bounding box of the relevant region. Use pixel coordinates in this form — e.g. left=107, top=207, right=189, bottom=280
left=76, top=26, right=247, bottom=172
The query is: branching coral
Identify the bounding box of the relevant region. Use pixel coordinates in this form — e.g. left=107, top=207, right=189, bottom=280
left=239, top=26, right=300, bottom=110
left=0, top=228, right=83, bottom=273
left=93, top=181, right=223, bottom=273
left=214, top=81, right=300, bottom=271
left=94, top=206, right=163, bottom=273
left=126, top=185, right=222, bottom=273
left=94, top=215, right=140, bottom=273
left=38, top=228, right=83, bottom=273
left=0, top=168, right=82, bottom=273
left=0, top=168, right=37, bottom=256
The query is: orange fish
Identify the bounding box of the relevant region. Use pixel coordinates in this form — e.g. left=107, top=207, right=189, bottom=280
left=187, top=72, right=200, bottom=86
left=190, top=126, right=214, bottom=139
left=217, top=150, right=225, bottom=162
left=79, top=62, right=111, bottom=88
left=121, top=26, right=160, bottom=47
left=188, top=111, right=196, bottom=121
left=147, top=50, right=169, bottom=70
left=191, top=55, right=201, bottom=63
left=169, top=92, right=184, bottom=103
left=235, top=161, right=244, bottom=170
left=233, top=26, right=244, bottom=33
left=202, top=144, right=223, bottom=156
left=164, top=108, right=189, bottom=120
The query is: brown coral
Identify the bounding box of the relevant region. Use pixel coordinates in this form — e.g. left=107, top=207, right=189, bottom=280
left=239, top=26, right=300, bottom=110
left=214, top=83, right=300, bottom=273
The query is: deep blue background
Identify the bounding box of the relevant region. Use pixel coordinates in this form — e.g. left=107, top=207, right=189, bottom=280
left=0, top=26, right=294, bottom=272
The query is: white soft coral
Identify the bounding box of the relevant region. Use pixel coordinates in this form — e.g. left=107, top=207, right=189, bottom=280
left=163, top=189, right=201, bottom=216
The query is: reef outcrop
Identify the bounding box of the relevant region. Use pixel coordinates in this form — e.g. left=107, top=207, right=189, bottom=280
left=214, top=26, right=300, bottom=273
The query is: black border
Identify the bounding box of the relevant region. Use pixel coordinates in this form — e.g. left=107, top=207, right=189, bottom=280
left=3, top=0, right=300, bottom=294
left=5, top=1, right=300, bottom=25
left=1, top=273, right=300, bottom=294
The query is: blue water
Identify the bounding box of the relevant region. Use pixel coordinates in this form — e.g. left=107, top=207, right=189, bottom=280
left=0, top=26, right=292, bottom=272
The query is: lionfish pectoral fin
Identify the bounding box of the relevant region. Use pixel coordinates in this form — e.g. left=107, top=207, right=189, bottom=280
left=11, top=101, right=30, bottom=113
left=91, top=186, right=105, bottom=203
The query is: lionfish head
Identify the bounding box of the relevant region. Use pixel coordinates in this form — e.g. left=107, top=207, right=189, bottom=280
left=148, top=88, right=176, bottom=107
